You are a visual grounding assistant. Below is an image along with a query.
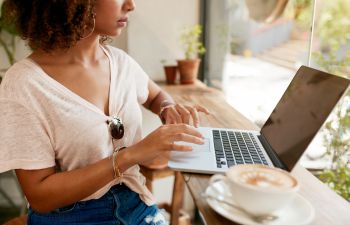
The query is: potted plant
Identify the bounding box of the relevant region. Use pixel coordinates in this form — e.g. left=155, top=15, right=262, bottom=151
left=177, top=24, right=206, bottom=84
left=161, top=59, right=178, bottom=85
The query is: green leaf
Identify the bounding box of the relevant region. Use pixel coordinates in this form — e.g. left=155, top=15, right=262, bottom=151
left=179, top=24, right=206, bottom=59
left=319, top=165, right=350, bottom=201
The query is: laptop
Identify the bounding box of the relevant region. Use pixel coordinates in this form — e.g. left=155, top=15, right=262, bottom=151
left=168, top=66, right=350, bottom=173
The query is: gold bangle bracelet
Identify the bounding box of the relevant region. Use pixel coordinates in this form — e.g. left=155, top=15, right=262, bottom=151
left=112, top=146, right=126, bottom=179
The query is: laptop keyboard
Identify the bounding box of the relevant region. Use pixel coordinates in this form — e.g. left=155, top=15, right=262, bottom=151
left=213, top=130, right=268, bottom=168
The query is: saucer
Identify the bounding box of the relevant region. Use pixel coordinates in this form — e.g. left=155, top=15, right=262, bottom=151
left=205, top=180, right=315, bottom=225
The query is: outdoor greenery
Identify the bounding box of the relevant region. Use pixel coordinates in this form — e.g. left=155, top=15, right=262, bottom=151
left=319, top=165, right=350, bottom=201
left=317, top=1, right=350, bottom=51
left=293, top=0, right=312, bottom=21
left=312, top=0, right=350, bottom=201
left=283, top=0, right=312, bottom=30
left=179, top=24, right=206, bottom=59
left=0, top=0, right=18, bottom=82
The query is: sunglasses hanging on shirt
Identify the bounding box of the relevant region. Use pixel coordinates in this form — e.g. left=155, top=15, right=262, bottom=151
left=107, top=116, right=124, bottom=140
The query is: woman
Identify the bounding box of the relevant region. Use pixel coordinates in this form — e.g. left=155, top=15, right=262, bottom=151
left=0, top=0, right=209, bottom=224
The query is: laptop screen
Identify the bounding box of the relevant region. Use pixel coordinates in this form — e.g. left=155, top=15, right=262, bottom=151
left=261, top=66, right=350, bottom=171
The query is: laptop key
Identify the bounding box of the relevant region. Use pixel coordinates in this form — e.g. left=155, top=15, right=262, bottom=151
left=213, top=130, right=269, bottom=167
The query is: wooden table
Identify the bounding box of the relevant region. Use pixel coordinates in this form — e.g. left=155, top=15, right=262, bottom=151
left=161, top=82, right=350, bottom=225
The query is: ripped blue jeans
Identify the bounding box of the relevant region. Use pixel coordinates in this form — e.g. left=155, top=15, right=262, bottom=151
left=27, top=184, right=168, bottom=225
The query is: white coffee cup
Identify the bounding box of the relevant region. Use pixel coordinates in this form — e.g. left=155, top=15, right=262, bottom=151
left=209, top=164, right=299, bottom=216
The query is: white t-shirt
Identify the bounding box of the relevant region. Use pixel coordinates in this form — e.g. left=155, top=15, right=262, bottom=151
left=0, top=45, right=155, bottom=205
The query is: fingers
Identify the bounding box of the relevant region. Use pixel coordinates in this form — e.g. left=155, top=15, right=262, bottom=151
left=169, top=123, right=203, bottom=139
left=168, top=107, right=182, bottom=123
left=185, top=106, right=200, bottom=127
left=165, top=114, right=174, bottom=125
left=165, top=118, right=173, bottom=125
left=173, top=133, right=204, bottom=145
left=176, top=104, right=191, bottom=124
left=162, top=104, right=210, bottom=127
left=195, top=105, right=211, bottom=115
left=171, top=143, right=193, bottom=151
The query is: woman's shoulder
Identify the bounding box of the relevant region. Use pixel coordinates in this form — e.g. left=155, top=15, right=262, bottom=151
left=104, top=45, right=127, bottom=56
left=103, top=45, right=134, bottom=63
left=0, top=58, right=42, bottom=101
left=2, top=58, right=38, bottom=85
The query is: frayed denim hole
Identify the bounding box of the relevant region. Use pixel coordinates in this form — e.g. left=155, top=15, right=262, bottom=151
left=144, top=209, right=169, bottom=225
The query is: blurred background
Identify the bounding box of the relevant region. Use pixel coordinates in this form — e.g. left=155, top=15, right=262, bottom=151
left=1, top=0, right=349, bottom=224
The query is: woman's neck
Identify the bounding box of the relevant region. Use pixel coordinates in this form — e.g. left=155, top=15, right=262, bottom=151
left=30, top=35, right=105, bottom=66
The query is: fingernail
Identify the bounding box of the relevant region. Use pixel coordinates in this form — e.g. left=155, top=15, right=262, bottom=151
left=199, top=138, right=205, bottom=144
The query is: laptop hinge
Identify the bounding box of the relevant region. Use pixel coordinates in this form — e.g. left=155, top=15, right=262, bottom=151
left=258, top=135, right=289, bottom=171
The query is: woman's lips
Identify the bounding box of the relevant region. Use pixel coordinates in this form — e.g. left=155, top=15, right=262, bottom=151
left=117, top=18, right=128, bottom=27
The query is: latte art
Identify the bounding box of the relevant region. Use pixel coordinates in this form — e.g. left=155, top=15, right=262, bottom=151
left=215, top=164, right=300, bottom=216
left=231, top=166, right=297, bottom=190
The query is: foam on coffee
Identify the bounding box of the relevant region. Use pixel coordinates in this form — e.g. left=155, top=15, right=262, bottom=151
left=231, top=165, right=297, bottom=190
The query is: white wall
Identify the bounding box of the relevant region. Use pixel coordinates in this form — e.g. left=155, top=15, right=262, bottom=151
left=111, top=27, right=128, bottom=52
left=127, top=0, right=200, bottom=81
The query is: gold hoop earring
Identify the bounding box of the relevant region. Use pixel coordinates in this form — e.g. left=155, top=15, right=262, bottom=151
left=80, top=16, right=96, bottom=40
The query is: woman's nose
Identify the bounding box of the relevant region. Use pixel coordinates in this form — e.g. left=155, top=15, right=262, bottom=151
left=123, top=0, right=135, bottom=12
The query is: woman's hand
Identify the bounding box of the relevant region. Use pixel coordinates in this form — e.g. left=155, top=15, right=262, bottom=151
left=160, top=102, right=210, bottom=127
left=126, top=124, right=204, bottom=166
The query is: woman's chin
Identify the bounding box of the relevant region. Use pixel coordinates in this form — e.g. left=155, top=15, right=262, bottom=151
left=99, top=28, right=123, bottom=38
left=114, top=29, right=123, bottom=37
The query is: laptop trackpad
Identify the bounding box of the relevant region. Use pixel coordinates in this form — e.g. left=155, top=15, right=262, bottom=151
left=169, top=138, right=211, bottom=162
left=174, top=138, right=210, bottom=153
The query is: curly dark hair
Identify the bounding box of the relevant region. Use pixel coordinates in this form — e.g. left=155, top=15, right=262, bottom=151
left=2, top=0, right=97, bottom=52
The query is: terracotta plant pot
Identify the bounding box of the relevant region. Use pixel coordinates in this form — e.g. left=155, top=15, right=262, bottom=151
left=177, top=59, right=201, bottom=84
left=163, top=65, right=178, bottom=85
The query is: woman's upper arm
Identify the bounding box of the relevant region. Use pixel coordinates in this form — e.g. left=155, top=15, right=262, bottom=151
left=143, top=79, right=162, bottom=109
left=15, top=167, right=55, bottom=208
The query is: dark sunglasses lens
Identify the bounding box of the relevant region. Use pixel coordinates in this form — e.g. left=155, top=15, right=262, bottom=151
left=109, top=118, right=124, bottom=139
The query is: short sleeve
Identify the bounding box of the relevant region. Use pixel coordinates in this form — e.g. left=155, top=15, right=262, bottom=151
left=0, top=100, right=55, bottom=173
left=127, top=55, right=150, bottom=104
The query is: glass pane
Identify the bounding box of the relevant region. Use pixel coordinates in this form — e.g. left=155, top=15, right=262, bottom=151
left=221, top=0, right=312, bottom=126
left=205, top=0, right=350, bottom=200
left=309, top=0, right=350, bottom=201
left=206, top=0, right=322, bottom=170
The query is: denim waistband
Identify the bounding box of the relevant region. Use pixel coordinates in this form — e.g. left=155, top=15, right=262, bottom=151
left=49, top=183, right=129, bottom=213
